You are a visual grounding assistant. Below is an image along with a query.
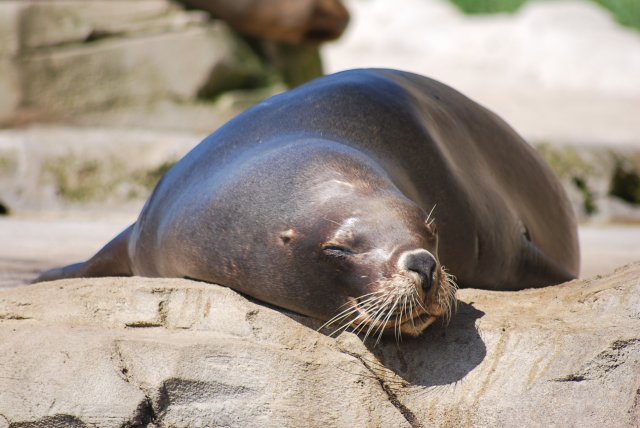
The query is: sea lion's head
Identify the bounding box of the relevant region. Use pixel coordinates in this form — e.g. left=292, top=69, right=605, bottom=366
left=264, top=142, right=457, bottom=341
left=212, top=139, right=456, bottom=341
left=293, top=180, right=455, bottom=341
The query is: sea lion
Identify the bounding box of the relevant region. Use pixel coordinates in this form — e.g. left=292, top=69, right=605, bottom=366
left=37, top=69, right=579, bottom=339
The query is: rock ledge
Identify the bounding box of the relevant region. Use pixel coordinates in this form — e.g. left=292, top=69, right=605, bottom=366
left=0, top=263, right=639, bottom=427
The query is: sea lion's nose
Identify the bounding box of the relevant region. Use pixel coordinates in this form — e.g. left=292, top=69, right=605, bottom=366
left=399, top=249, right=437, bottom=291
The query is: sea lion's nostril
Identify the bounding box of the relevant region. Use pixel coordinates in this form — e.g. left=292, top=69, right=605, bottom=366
left=400, top=250, right=437, bottom=291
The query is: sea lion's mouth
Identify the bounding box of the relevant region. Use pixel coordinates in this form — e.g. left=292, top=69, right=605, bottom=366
left=349, top=297, right=435, bottom=339
left=320, top=265, right=457, bottom=342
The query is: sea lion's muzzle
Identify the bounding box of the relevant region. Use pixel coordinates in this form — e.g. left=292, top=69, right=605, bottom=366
left=397, top=249, right=438, bottom=294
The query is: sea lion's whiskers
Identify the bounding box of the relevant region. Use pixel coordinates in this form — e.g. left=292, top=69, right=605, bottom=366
left=410, top=293, right=426, bottom=335
left=408, top=296, right=418, bottom=334
left=321, top=305, right=366, bottom=336
left=395, top=294, right=405, bottom=341
left=426, top=204, right=437, bottom=226
left=363, top=306, right=388, bottom=342
left=328, top=292, right=391, bottom=338
left=363, top=276, right=421, bottom=343
left=400, top=291, right=414, bottom=341
left=375, top=295, right=402, bottom=345
left=414, top=308, right=432, bottom=328
left=319, top=295, right=363, bottom=328
left=328, top=306, right=374, bottom=337
left=319, top=305, right=360, bottom=332
left=318, top=290, right=389, bottom=333
left=361, top=292, right=396, bottom=341
left=395, top=293, right=409, bottom=342
left=323, top=270, right=440, bottom=342
left=414, top=290, right=428, bottom=313
left=323, top=218, right=342, bottom=226
left=440, top=268, right=458, bottom=323
left=360, top=294, right=394, bottom=340
left=326, top=309, right=375, bottom=337
left=359, top=289, right=392, bottom=299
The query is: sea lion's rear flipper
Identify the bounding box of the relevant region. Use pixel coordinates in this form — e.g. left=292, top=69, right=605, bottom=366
left=517, top=239, right=577, bottom=288
left=34, top=224, right=134, bottom=283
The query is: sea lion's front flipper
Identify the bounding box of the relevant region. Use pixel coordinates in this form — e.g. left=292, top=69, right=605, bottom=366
left=34, top=224, right=134, bottom=283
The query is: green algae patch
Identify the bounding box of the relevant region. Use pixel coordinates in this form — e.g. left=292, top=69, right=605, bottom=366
left=610, top=158, right=640, bottom=205
left=41, top=155, right=177, bottom=203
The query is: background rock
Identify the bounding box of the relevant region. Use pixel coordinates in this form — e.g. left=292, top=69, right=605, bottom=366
left=0, top=264, right=638, bottom=426
left=0, top=278, right=407, bottom=427
left=0, top=2, right=21, bottom=120
left=18, top=22, right=266, bottom=115
left=0, top=0, right=325, bottom=126
left=17, top=0, right=187, bottom=49
left=0, top=126, right=202, bottom=212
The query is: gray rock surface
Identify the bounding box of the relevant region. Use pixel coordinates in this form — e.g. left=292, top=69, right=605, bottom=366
left=19, top=24, right=259, bottom=113
left=17, top=0, right=188, bottom=49
left=0, top=215, right=137, bottom=289
left=534, top=144, right=640, bottom=222
left=0, top=127, right=202, bottom=213
left=0, top=264, right=638, bottom=427
left=0, top=2, right=21, bottom=118
left=0, top=0, right=276, bottom=124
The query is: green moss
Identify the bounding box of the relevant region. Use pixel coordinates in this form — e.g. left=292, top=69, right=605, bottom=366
left=448, top=0, right=528, bottom=14
left=592, top=0, right=640, bottom=30
left=535, top=143, right=599, bottom=214
left=609, top=159, right=640, bottom=204
left=534, top=143, right=594, bottom=180
left=264, top=43, right=324, bottom=88
left=447, top=0, right=640, bottom=30
left=197, top=33, right=274, bottom=100
left=43, top=158, right=109, bottom=202
left=140, top=160, right=176, bottom=191
left=0, top=155, right=17, bottom=176
left=42, top=156, right=179, bottom=204
left=213, top=84, right=286, bottom=112
left=197, top=63, right=271, bottom=100
left=573, top=176, right=598, bottom=214
left=197, top=31, right=324, bottom=100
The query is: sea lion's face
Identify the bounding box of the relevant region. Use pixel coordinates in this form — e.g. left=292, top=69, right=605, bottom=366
left=281, top=179, right=457, bottom=341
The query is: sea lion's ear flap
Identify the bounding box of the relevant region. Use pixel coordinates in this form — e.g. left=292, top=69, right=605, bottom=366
left=279, top=229, right=297, bottom=245
left=521, top=222, right=532, bottom=242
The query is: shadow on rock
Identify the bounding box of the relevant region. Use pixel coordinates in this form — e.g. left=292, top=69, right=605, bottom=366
left=289, top=299, right=486, bottom=388
left=366, top=301, right=486, bottom=387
